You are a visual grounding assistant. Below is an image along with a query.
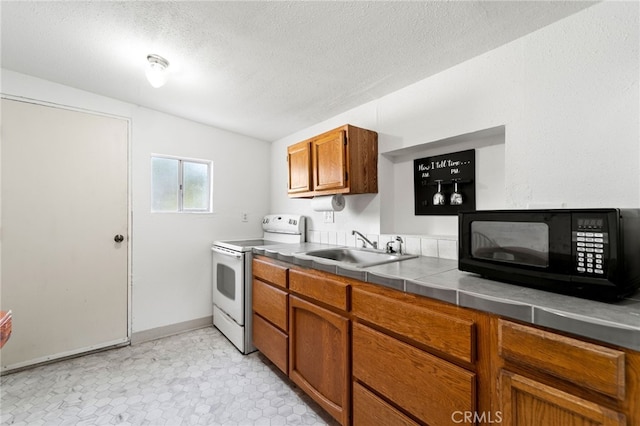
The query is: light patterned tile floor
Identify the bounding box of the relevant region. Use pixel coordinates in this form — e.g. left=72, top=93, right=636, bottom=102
left=0, top=327, right=339, bottom=425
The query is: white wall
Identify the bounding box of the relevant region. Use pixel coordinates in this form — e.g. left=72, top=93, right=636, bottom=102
left=131, top=108, right=271, bottom=332
left=1, top=70, right=272, bottom=335
left=270, top=2, right=639, bottom=242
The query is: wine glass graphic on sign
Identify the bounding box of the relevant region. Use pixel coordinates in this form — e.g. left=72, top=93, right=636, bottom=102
left=450, top=180, right=463, bottom=205
left=433, top=180, right=445, bottom=206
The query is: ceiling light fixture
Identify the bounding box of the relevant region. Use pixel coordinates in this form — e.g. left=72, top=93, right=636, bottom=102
left=145, top=54, right=170, bottom=88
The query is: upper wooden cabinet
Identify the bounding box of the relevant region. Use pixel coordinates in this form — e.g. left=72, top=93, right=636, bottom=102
left=287, top=124, right=378, bottom=197
left=287, top=140, right=312, bottom=195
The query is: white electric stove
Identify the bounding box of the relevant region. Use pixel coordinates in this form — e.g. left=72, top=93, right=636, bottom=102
left=211, top=214, right=305, bottom=353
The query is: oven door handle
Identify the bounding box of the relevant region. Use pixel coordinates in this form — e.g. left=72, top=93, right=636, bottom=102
left=211, top=246, right=243, bottom=259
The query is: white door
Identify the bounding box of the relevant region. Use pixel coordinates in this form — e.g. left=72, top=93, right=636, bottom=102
left=1, top=99, right=129, bottom=371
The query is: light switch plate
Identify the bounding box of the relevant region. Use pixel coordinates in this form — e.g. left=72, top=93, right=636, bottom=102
left=324, top=211, right=334, bottom=223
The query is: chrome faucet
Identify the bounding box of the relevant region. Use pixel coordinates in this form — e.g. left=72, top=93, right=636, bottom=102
left=385, top=236, right=404, bottom=254
left=352, top=230, right=377, bottom=249
left=395, top=236, right=404, bottom=254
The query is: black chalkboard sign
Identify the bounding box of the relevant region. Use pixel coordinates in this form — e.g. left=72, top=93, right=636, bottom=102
left=414, top=149, right=475, bottom=215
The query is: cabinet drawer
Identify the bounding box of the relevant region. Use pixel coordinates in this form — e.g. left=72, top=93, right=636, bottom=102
left=252, top=278, right=287, bottom=331
left=253, top=258, right=288, bottom=289
left=289, top=269, right=349, bottom=311
left=352, top=286, right=475, bottom=363
left=498, top=319, right=625, bottom=400
left=353, top=382, right=419, bottom=426
left=353, top=322, right=475, bottom=426
left=252, top=313, right=288, bottom=374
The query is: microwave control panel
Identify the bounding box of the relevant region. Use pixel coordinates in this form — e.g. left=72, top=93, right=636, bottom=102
left=572, top=216, right=609, bottom=276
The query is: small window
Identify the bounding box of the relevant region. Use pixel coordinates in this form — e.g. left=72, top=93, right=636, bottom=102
left=151, top=155, right=212, bottom=213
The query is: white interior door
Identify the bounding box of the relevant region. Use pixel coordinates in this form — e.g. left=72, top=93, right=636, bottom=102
left=1, top=99, right=129, bottom=371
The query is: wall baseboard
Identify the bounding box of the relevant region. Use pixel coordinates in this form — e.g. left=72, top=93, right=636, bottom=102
left=131, top=316, right=213, bottom=345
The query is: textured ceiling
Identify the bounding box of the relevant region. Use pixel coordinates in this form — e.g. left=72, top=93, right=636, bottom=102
left=1, top=1, right=595, bottom=141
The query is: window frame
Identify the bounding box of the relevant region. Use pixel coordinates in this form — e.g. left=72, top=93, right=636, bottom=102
left=151, top=154, right=213, bottom=213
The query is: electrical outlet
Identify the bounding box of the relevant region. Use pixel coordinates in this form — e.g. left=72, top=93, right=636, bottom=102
left=241, top=212, right=248, bottom=222
left=324, top=211, right=334, bottom=223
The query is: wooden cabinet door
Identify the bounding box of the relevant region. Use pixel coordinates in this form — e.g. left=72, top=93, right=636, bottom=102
left=287, top=140, right=311, bottom=194
left=500, top=370, right=625, bottom=426
left=289, top=295, right=350, bottom=425
left=312, top=129, right=347, bottom=192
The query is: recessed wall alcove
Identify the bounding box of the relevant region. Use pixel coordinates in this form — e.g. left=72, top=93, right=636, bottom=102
left=379, top=126, right=506, bottom=236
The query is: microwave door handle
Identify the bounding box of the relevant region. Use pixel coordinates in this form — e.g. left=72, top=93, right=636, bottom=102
left=212, top=247, right=243, bottom=259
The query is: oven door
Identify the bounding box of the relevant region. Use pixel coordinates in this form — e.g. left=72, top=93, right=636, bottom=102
left=211, top=246, right=244, bottom=325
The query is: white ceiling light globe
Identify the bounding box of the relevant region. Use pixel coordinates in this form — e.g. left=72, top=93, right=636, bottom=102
left=145, top=54, right=169, bottom=88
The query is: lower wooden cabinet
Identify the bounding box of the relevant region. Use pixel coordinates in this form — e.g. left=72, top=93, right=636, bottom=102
left=352, top=322, right=475, bottom=426
left=500, top=370, right=625, bottom=426
left=251, top=259, right=290, bottom=375
left=495, top=319, right=637, bottom=426
left=251, top=256, right=640, bottom=426
left=289, top=295, right=350, bottom=425
left=252, top=258, right=352, bottom=425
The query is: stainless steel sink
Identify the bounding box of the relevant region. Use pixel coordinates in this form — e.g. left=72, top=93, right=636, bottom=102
left=300, top=247, right=417, bottom=268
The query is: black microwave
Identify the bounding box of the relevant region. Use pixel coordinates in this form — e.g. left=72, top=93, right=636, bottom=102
left=458, top=208, right=640, bottom=301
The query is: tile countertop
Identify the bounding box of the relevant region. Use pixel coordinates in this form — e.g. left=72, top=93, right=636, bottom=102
left=253, top=243, right=640, bottom=352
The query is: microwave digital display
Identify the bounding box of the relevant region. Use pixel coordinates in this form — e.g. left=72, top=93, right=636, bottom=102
left=577, top=218, right=603, bottom=229
left=471, top=221, right=549, bottom=267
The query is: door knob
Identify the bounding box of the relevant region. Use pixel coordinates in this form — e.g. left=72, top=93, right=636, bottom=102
left=114, top=234, right=124, bottom=243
